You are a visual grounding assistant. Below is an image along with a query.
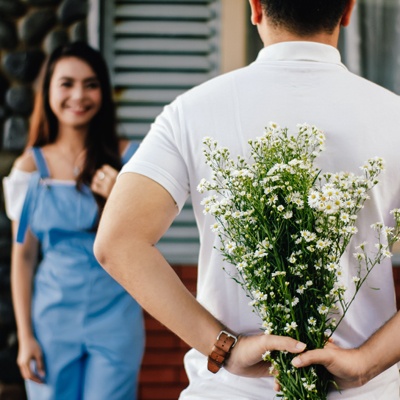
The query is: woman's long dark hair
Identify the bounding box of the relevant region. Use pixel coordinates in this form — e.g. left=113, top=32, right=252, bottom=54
left=27, top=41, right=121, bottom=211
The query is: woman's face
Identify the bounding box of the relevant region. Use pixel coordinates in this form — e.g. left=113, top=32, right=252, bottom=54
left=48, top=56, right=102, bottom=131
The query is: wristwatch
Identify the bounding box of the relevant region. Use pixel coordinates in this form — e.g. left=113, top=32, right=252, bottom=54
left=207, top=330, right=238, bottom=373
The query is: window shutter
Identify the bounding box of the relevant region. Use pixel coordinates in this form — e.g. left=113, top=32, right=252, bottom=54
left=101, top=0, right=221, bottom=264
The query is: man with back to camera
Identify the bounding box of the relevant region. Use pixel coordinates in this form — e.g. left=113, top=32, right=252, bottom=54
left=94, top=0, right=400, bottom=398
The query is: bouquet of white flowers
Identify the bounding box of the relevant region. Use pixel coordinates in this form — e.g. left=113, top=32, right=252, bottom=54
left=198, top=123, right=400, bottom=400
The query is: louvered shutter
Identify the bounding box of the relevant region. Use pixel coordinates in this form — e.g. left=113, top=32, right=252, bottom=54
left=100, top=0, right=221, bottom=264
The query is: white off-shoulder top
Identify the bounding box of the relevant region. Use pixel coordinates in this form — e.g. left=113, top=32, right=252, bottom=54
left=3, top=168, right=33, bottom=222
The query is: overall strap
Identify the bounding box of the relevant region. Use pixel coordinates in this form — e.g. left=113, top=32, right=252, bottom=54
left=122, top=142, right=139, bottom=164
left=16, top=173, right=41, bottom=243
left=31, top=147, right=50, bottom=178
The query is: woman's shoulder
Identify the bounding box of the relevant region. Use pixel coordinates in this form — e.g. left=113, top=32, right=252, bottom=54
left=119, top=139, right=140, bottom=164
left=118, top=139, right=130, bottom=156
left=13, top=149, right=37, bottom=173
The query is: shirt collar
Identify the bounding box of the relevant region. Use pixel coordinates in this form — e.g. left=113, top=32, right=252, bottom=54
left=255, top=41, right=347, bottom=70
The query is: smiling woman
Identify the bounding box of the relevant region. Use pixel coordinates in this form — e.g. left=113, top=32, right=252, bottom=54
left=2, top=42, right=144, bottom=400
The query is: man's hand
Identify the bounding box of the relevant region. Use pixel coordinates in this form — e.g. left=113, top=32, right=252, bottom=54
left=225, top=333, right=306, bottom=378
left=291, top=341, right=367, bottom=389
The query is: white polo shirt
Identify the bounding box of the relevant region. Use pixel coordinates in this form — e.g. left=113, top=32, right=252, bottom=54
left=121, top=42, right=400, bottom=399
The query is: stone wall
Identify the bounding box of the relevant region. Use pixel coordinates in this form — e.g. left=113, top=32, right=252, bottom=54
left=0, top=0, right=89, bottom=397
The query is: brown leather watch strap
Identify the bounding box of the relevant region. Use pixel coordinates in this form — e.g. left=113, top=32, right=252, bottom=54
left=207, top=330, right=238, bottom=373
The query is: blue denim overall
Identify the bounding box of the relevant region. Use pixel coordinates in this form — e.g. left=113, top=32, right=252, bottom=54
left=17, top=144, right=144, bottom=400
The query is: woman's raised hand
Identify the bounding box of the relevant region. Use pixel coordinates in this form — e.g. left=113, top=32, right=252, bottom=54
left=91, top=165, right=119, bottom=199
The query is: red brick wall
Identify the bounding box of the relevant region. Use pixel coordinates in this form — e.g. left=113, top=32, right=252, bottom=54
left=137, top=265, right=400, bottom=400
left=137, top=266, right=196, bottom=400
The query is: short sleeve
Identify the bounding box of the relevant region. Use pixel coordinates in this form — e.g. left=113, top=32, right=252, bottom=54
left=120, top=99, right=189, bottom=212
left=2, top=168, right=33, bottom=221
